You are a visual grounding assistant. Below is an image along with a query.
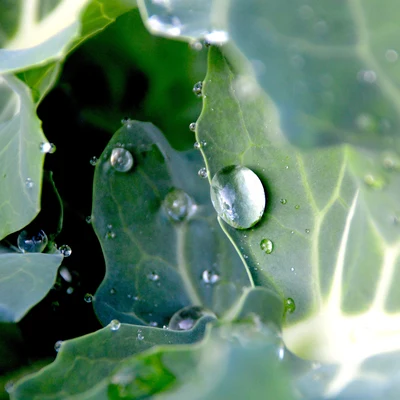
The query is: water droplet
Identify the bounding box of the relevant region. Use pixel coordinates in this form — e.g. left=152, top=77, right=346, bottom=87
left=110, top=147, right=134, bottom=172
left=210, top=165, right=266, bottom=229
left=280, top=198, right=287, bottom=205
left=285, top=298, right=296, bottom=313
left=5, top=381, right=14, bottom=394
left=110, top=319, right=121, bottom=331
left=149, top=321, right=158, bottom=327
left=110, top=288, right=116, bottom=295
left=200, top=140, right=207, bottom=147
left=202, top=269, right=220, bottom=284
left=137, top=330, right=144, bottom=340
left=105, top=230, right=116, bottom=239
left=291, top=267, right=295, bottom=272
left=189, top=122, right=196, bottom=131
left=17, top=230, right=48, bottom=253
left=194, top=141, right=201, bottom=150
left=59, top=244, right=72, bottom=257
left=198, top=167, right=208, bottom=178
left=163, top=188, right=195, bottom=222
left=260, top=238, right=273, bottom=254
left=193, top=81, right=203, bottom=97
left=25, top=178, right=34, bottom=188
left=86, top=215, right=92, bottom=224
left=40, top=142, right=56, bottom=154
left=84, top=293, right=93, bottom=303
left=90, top=156, right=97, bottom=166
left=147, top=272, right=159, bottom=281
left=54, top=340, right=63, bottom=352
left=295, top=204, right=300, bottom=210
left=364, top=174, right=385, bottom=189
left=190, top=40, right=203, bottom=51
left=169, top=306, right=209, bottom=331
left=357, top=69, right=377, bottom=84
left=305, top=229, right=310, bottom=234
left=66, top=286, right=74, bottom=294
left=385, top=49, right=398, bottom=62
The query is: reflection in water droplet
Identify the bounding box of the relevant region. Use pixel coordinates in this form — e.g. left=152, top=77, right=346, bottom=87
left=198, top=167, right=208, bottom=178
left=169, top=306, right=208, bottom=331
left=59, top=244, right=72, bottom=257
left=90, top=156, right=97, bottom=166
left=17, top=230, right=48, bottom=253
left=110, top=148, right=134, bottom=172
left=54, top=340, right=63, bottom=352
left=189, top=122, right=196, bottom=131
left=280, top=198, right=287, bottom=205
left=385, top=49, right=398, bottom=62
left=84, top=293, right=93, bottom=303
left=147, top=272, right=159, bottom=281
left=193, top=81, right=203, bottom=97
left=260, top=238, right=273, bottom=254
left=163, top=188, right=195, bottom=222
left=285, top=298, right=296, bottom=313
left=110, top=319, right=121, bottom=331
left=210, top=165, right=266, bottom=229
left=202, top=269, right=220, bottom=284
left=40, top=142, right=56, bottom=154
left=25, top=178, right=34, bottom=188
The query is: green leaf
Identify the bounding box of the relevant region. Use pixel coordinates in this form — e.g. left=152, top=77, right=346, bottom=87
left=92, top=121, right=252, bottom=327
left=0, top=253, right=62, bottom=322
left=0, top=75, right=46, bottom=240
left=10, top=317, right=211, bottom=400
left=196, top=46, right=400, bottom=396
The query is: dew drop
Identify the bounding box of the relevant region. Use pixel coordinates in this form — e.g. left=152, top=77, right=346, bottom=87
left=189, top=122, right=196, bottom=131
left=305, top=229, right=310, bottom=234
left=280, top=198, right=287, bottom=205
left=198, top=167, right=208, bottom=178
left=84, top=293, right=93, bottom=303
left=202, top=269, right=220, bottom=284
left=260, top=238, right=273, bottom=254
left=210, top=165, right=266, bottom=229
left=193, top=81, right=203, bottom=97
left=110, top=288, right=116, bottom=295
left=137, top=330, right=144, bottom=340
left=190, top=40, right=203, bottom=51
left=110, top=147, right=134, bottom=172
left=59, top=244, right=72, bottom=257
left=357, top=69, right=377, bottom=84
left=169, top=306, right=209, bottom=331
left=163, top=188, right=194, bottom=222
left=194, top=141, right=201, bottom=150
left=90, top=156, right=97, bottom=166
left=285, top=298, right=296, bottom=313
left=25, top=178, right=34, bottom=188
left=40, top=142, right=56, bottom=154
left=86, top=215, right=92, bottom=224
left=110, top=319, right=121, bottom=331
left=295, top=204, right=300, bottom=210
left=147, top=272, right=159, bottom=281
left=17, top=229, right=48, bottom=253
left=54, top=340, right=63, bottom=352
left=66, top=286, right=74, bottom=294
left=385, top=49, right=398, bottom=63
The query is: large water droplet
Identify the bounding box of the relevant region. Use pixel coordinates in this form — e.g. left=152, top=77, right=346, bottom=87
left=59, top=244, right=72, bottom=257
left=147, top=272, right=159, bottom=281
left=210, top=165, right=266, bottom=229
left=40, top=142, right=56, bottom=154
left=163, top=188, right=195, bottom=222
left=202, top=269, right=220, bottom=284
left=110, top=147, right=134, bottom=172
left=193, top=81, right=203, bottom=97
left=17, top=230, right=48, bottom=253
left=169, top=306, right=209, bottom=331
left=189, top=122, right=196, bottom=132
left=84, top=293, right=93, bottom=303
left=260, top=238, right=273, bottom=254
left=385, top=49, right=398, bottom=62
left=110, top=319, right=121, bottom=331
left=137, top=329, right=144, bottom=340
left=285, top=298, right=296, bottom=313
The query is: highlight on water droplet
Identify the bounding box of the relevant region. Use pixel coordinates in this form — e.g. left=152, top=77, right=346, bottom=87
left=163, top=188, right=195, bottom=222
left=210, top=165, right=266, bottom=229
left=59, top=244, right=72, bottom=257
left=169, top=305, right=211, bottom=331
left=25, top=178, right=34, bottom=188
left=194, top=141, right=201, bottom=150
left=285, top=298, right=296, bottom=313
left=147, top=272, right=159, bottom=281
left=110, top=288, right=117, bottom=295
left=66, top=286, right=74, bottom=294
left=110, top=147, right=134, bottom=172
left=305, top=229, right=310, bottom=234
left=84, top=293, right=93, bottom=303
left=40, top=142, right=56, bottom=154
left=105, top=230, right=116, bottom=239
left=280, top=198, right=287, bottom=205
left=17, top=229, right=48, bottom=253
left=198, top=167, right=208, bottom=178
left=202, top=269, right=220, bottom=284
left=54, top=340, right=63, bottom=352
left=193, top=81, right=203, bottom=97
left=189, top=122, right=196, bottom=131
left=110, top=319, right=121, bottom=331
left=260, top=238, right=273, bottom=254
left=90, top=156, right=97, bottom=166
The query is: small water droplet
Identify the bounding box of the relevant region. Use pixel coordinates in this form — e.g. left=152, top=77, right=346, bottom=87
left=260, top=238, right=273, bottom=254
left=25, top=178, right=34, bottom=188
left=305, top=229, right=310, bottom=234
left=169, top=306, right=209, bottom=331
left=194, top=141, right=201, bottom=150
left=147, top=272, right=159, bottom=281
left=163, top=188, right=195, bottom=222
left=200, top=140, right=207, bottom=147
left=110, top=147, right=134, bottom=172
left=17, top=230, right=48, bottom=253
left=5, top=381, right=14, bottom=394
left=59, top=244, right=72, bottom=257
left=385, top=49, right=398, bottom=62
left=285, top=298, right=296, bottom=313
left=84, top=293, right=93, bottom=303
left=66, top=286, right=74, bottom=294
left=110, top=288, right=116, bottom=295
left=86, top=215, right=92, bottom=224
left=189, top=122, right=196, bottom=131
left=110, top=319, right=121, bottom=331
left=90, top=156, right=98, bottom=166
left=357, top=69, right=377, bottom=84
left=40, top=142, right=56, bottom=154
left=295, top=204, right=300, bottom=210
left=202, top=269, right=220, bottom=284
left=210, top=165, right=266, bottom=229
left=193, top=81, right=203, bottom=97
left=364, top=174, right=385, bottom=189
left=280, top=198, right=287, bottom=205
left=54, top=340, right=63, bottom=352
left=291, top=267, right=295, bottom=272
left=198, top=167, right=208, bottom=178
